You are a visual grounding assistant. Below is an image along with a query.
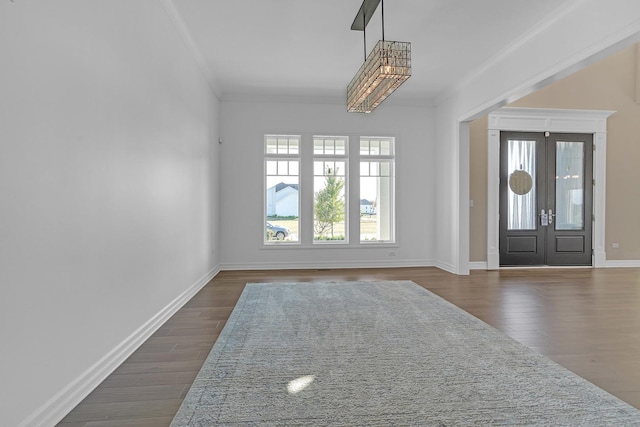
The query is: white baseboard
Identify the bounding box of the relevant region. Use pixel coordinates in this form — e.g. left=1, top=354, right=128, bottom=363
left=471, top=260, right=640, bottom=269
left=19, top=265, right=220, bottom=427
left=220, top=259, right=435, bottom=271
left=469, top=261, right=488, bottom=270
left=433, top=260, right=457, bottom=275
left=604, top=260, right=640, bottom=268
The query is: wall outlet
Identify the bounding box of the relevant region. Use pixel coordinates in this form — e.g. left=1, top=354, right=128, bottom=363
left=612, top=243, right=620, bottom=249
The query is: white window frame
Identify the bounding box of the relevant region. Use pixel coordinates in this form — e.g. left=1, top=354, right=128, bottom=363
left=312, top=135, right=349, bottom=244
left=264, top=134, right=301, bottom=245
left=359, top=136, right=396, bottom=243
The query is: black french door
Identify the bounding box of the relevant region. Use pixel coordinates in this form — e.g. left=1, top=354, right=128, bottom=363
left=499, top=132, right=593, bottom=266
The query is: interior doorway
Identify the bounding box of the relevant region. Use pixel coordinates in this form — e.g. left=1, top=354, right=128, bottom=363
left=499, top=131, right=593, bottom=266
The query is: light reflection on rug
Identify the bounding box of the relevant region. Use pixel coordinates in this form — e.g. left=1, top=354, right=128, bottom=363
left=170, top=281, right=640, bottom=426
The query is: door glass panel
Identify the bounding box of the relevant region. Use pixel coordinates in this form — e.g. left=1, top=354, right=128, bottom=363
left=507, top=139, right=536, bottom=230
left=555, top=141, right=584, bottom=230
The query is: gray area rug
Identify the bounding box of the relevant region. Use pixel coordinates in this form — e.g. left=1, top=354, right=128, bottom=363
left=171, top=281, right=640, bottom=426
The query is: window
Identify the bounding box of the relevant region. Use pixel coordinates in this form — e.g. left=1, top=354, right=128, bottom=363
left=313, top=136, right=348, bottom=242
left=265, top=135, right=300, bottom=243
left=263, top=134, right=395, bottom=246
left=360, top=137, right=395, bottom=242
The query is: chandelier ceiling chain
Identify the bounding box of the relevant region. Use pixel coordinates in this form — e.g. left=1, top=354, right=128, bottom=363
left=381, top=0, right=384, bottom=42
left=363, top=9, right=367, bottom=61
left=362, top=0, right=384, bottom=59
left=347, top=0, right=411, bottom=114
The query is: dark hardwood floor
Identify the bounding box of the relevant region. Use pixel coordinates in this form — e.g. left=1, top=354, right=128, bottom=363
left=57, top=267, right=640, bottom=426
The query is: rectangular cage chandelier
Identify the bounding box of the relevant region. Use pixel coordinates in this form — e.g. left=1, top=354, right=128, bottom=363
left=347, top=0, right=411, bottom=113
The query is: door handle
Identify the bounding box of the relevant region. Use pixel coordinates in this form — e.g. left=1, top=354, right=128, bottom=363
left=539, top=209, right=548, bottom=226
left=549, top=209, right=556, bottom=224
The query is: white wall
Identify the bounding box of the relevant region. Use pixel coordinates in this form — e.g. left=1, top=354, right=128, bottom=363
left=435, top=0, right=640, bottom=274
left=0, top=2, right=220, bottom=426
left=219, top=100, right=435, bottom=269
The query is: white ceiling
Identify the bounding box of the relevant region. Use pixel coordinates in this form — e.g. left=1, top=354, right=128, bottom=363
left=171, top=0, right=575, bottom=105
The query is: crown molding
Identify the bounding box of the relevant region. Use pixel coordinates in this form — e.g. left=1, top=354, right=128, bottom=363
left=220, top=91, right=434, bottom=109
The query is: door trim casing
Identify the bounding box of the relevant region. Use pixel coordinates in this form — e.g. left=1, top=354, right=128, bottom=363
left=487, top=107, right=615, bottom=270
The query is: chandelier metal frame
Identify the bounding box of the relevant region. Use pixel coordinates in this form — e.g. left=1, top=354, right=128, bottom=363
left=347, top=0, right=411, bottom=113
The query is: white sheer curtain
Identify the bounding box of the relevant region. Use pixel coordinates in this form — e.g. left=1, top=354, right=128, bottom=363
left=555, top=141, right=584, bottom=230
left=508, top=140, right=536, bottom=230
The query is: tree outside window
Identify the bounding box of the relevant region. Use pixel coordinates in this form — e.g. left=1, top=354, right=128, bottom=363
left=314, top=167, right=345, bottom=239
